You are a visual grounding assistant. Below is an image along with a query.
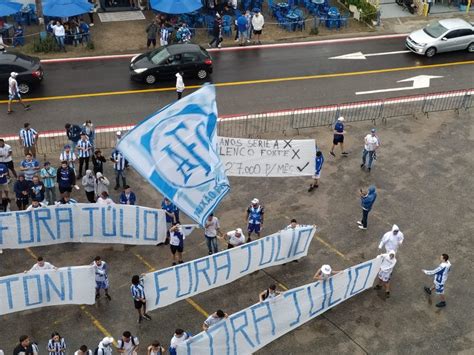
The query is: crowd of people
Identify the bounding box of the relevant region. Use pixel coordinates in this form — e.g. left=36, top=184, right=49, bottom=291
left=47, top=19, right=91, bottom=52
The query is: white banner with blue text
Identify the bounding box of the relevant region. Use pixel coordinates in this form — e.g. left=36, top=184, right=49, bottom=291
left=144, top=226, right=316, bottom=310
left=177, top=256, right=382, bottom=355
left=0, top=266, right=95, bottom=315
left=219, top=137, right=315, bottom=177
left=0, top=204, right=167, bottom=249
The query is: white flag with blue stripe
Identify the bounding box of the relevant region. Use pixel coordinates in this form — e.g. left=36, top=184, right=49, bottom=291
left=117, top=85, right=230, bottom=226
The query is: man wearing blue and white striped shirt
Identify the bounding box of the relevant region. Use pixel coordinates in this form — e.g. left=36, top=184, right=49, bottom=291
left=18, top=123, right=38, bottom=158
left=423, top=253, right=451, bottom=308
left=76, top=133, right=93, bottom=178
left=111, top=149, right=127, bottom=190
left=130, top=275, right=152, bottom=323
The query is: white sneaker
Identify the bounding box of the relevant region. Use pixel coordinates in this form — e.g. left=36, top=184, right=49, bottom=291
left=356, top=221, right=362, bottom=225
left=358, top=225, right=367, bottom=230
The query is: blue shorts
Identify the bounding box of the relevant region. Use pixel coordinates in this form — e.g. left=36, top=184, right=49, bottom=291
left=248, top=223, right=261, bottom=234
left=434, top=283, right=445, bottom=294
left=96, top=280, right=109, bottom=290
left=9, top=92, right=20, bottom=101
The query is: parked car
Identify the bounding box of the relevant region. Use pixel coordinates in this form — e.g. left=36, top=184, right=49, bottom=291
left=0, top=50, right=43, bottom=94
left=406, top=18, right=474, bottom=58
left=129, top=44, right=213, bottom=84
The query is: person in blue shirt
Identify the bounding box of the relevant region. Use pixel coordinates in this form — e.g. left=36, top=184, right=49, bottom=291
left=56, top=161, right=76, bottom=197
left=169, top=223, right=184, bottom=266
left=177, top=23, right=192, bottom=43
left=119, top=185, right=136, bottom=205
left=358, top=185, right=377, bottom=230
left=246, top=198, right=264, bottom=242
left=65, top=123, right=83, bottom=149
left=29, top=175, right=45, bottom=202
left=236, top=15, right=248, bottom=46
left=0, top=163, right=9, bottom=200
left=308, top=151, right=324, bottom=192
left=330, top=116, right=348, bottom=157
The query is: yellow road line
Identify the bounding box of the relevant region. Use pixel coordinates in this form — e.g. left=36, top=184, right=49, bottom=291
left=1, top=60, right=472, bottom=104
left=23, top=250, right=115, bottom=344
left=132, top=252, right=210, bottom=317
left=316, top=236, right=350, bottom=261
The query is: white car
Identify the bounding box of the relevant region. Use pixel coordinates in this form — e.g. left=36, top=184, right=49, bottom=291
left=406, top=18, right=474, bottom=57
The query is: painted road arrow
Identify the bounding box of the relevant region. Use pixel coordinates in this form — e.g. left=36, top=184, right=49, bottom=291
left=329, top=50, right=411, bottom=60
left=355, top=75, right=444, bottom=95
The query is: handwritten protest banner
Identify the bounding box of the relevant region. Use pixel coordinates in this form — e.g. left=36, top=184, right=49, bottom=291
left=0, top=204, right=167, bottom=249
left=144, top=226, right=316, bottom=310
left=0, top=266, right=95, bottom=315
left=218, top=137, right=315, bottom=177
left=177, top=256, right=382, bottom=354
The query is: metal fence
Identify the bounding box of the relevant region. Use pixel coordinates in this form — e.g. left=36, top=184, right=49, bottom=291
left=2, top=88, right=471, bottom=157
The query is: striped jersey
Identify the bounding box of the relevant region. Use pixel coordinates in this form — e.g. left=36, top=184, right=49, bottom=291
left=19, top=128, right=38, bottom=147
left=47, top=338, right=66, bottom=355
left=160, top=27, right=170, bottom=42
left=131, top=282, right=145, bottom=300
left=111, top=150, right=126, bottom=171
left=424, top=261, right=451, bottom=285
left=77, top=139, right=92, bottom=158
left=59, top=151, right=77, bottom=169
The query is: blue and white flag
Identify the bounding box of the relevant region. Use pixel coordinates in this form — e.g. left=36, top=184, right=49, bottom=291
left=117, top=85, right=230, bottom=226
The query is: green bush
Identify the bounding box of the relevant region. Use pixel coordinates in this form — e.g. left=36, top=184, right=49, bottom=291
left=86, top=40, right=95, bottom=50
left=310, top=27, right=319, bottom=35
left=33, top=35, right=58, bottom=53
left=344, top=0, right=378, bottom=24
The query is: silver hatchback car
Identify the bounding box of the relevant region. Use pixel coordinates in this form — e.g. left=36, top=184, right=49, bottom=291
left=406, top=18, right=474, bottom=57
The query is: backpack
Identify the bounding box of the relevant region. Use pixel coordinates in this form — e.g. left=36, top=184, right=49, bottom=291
left=261, top=289, right=270, bottom=301
left=118, top=336, right=137, bottom=349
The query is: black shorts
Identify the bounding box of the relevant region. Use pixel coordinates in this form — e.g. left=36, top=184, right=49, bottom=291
left=134, top=300, right=145, bottom=309
left=170, top=245, right=183, bottom=254
left=59, top=186, right=72, bottom=193
left=333, top=135, right=344, bottom=145
left=3, top=161, right=14, bottom=171
left=253, top=30, right=262, bottom=35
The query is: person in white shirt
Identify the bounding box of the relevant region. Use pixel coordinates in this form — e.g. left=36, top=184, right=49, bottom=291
left=169, top=329, right=191, bottom=351
left=361, top=128, right=380, bottom=172
left=285, top=218, right=300, bottom=230
left=7, top=72, right=30, bottom=114
left=92, top=256, right=111, bottom=301
left=423, top=253, right=451, bottom=308
left=117, top=331, right=139, bottom=355
left=204, top=213, right=221, bottom=255
left=26, top=256, right=57, bottom=272
left=146, top=341, right=165, bottom=355
left=74, top=345, right=93, bottom=355
left=97, top=191, right=114, bottom=205
left=0, top=138, right=17, bottom=177
left=374, top=251, right=397, bottom=298
left=251, top=9, right=264, bottom=44
left=259, top=284, right=281, bottom=302
left=221, top=228, right=245, bottom=249
left=202, top=309, right=228, bottom=331
left=175, top=72, right=184, bottom=100
left=313, top=264, right=341, bottom=281
left=378, top=224, right=404, bottom=253
left=26, top=199, right=47, bottom=211
left=52, top=21, right=66, bottom=52
left=59, top=145, right=77, bottom=171
left=97, top=337, right=114, bottom=355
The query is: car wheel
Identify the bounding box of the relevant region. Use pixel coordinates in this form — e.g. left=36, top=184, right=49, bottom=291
left=145, top=74, right=156, bottom=84
left=425, top=47, right=436, bottom=58
left=197, top=69, right=208, bottom=79
left=468, top=42, right=474, bottom=53
left=18, top=82, right=30, bottom=95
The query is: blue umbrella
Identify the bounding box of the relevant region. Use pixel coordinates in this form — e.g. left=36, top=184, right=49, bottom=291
left=0, top=0, right=22, bottom=17
left=150, top=0, right=202, bottom=14
left=43, top=0, right=92, bottom=17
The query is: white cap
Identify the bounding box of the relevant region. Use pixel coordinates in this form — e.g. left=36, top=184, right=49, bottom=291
left=321, top=264, right=332, bottom=275
left=236, top=228, right=242, bottom=234
left=337, top=116, right=344, bottom=121
left=102, top=337, right=114, bottom=345
left=116, top=130, right=122, bottom=136
left=10, top=72, right=18, bottom=78
left=251, top=198, right=259, bottom=204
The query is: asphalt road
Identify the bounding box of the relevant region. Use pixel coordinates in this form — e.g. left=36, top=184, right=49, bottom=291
left=1, top=36, right=473, bottom=133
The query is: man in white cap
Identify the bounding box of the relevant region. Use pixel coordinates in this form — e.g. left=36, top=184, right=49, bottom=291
left=329, top=117, right=348, bottom=157
left=313, top=264, right=340, bottom=280
left=374, top=251, right=397, bottom=298
left=245, top=198, right=264, bottom=242
left=115, top=131, right=122, bottom=144
left=96, top=337, right=114, bottom=355
left=378, top=225, right=404, bottom=253
left=221, top=228, right=245, bottom=249
left=361, top=128, right=380, bottom=172
left=7, top=72, right=30, bottom=114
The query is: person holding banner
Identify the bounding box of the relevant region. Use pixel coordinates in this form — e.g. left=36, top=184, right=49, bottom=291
left=259, top=284, right=281, bottom=302
left=93, top=256, right=112, bottom=301
left=96, top=337, right=114, bottom=355
left=204, top=213, right=222, bottom=254
left=47, top=332, right=67, bottom=355
left=170, top=223, right=185, bottom=265
left=56, top=192, right=78, bottom=204
left=26, top=199, right=47, bottom=210
left=119, top=185, right=136, bottom=205
left=169, top=329, right=191, bottom=355
left=74, top=345, right=93, bottom=355
left=221, top=228, right=245, bottom=249
left=97, top=191, right=114, bottom=205
left=147, top=341, right=165, bottom=355
left=308, top=151, right=324, bottom=192
left=246, top=198, right=264, bottom=242
left=313, top=264, right=341, bottom=280
left=26, top=256, right=57, bottom=272
left=131, top=274, right=152, bottom=323
left=374, top=251, right=397, bottom=298
left=13, top=335, right=37, bottom=355
left=202, top=309, right=228, bottom=331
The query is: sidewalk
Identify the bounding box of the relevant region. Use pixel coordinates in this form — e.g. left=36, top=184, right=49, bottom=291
left=11, top=7, right=474, bottom=59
